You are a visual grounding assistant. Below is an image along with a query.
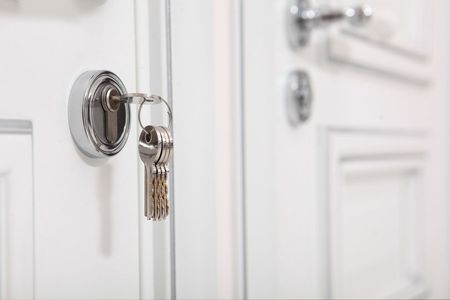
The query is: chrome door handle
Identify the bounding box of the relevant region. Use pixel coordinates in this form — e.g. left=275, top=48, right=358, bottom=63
left=288, top=0, right=373, bottom=48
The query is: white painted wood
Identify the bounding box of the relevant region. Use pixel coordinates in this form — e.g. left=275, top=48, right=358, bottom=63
left=325, top=130, right=427, bottom=298
left=0, top=121, right=33, bottom=300
left=0, top=1, right=161, bottom=298
left=135, top=0, right=172, bottom=299
left=170, top=0, right=245, bottom=298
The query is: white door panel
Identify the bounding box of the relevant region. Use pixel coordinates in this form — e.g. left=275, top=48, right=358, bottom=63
left=325, top=130, right=427, bottom=298
left=0, top=1, right=143, bottom=299
left=243, top=0, right=450, bottom=298
left=0, top=121, right=33, bottom=300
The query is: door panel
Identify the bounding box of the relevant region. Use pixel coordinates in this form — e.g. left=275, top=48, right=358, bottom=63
left=325, top=130, right=427, bottom=298
left=243, top=0, right=450, bottom=298
left=0, top=1, right=141, bottom=298
left=0, top=120, right=33, bottom=300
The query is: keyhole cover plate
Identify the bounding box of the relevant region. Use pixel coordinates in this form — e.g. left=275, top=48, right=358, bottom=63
left=286, top=70, right=313, bottom=125
left=68, top=70, right=130, bottom=158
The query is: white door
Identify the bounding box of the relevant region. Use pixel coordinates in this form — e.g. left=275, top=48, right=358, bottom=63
left=0, top=1, right=172, bottom=299
left=243, top=0, right=450, bottom=299
left=2, top=0, right=450, bottom=299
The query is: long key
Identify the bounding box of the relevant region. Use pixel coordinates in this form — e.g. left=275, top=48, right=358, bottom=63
left=153, top=126, right=165, bottom=220
left=158, top=127, right=170, bottom=219
left=139, top=126, right=163, bottom=220
left=159, top=126, right=173, bottom=219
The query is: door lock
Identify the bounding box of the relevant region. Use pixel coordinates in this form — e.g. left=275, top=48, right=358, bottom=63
left=68, top=70, right=174, bottom=221
left=286, top=70, right=313, bottom=125
left=288, top=0, right=373, bottom=48
left=68, top=70, right=171, bottom=159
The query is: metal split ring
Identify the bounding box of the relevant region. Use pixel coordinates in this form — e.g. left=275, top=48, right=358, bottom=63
left=136, top=95, right=173, bottom=135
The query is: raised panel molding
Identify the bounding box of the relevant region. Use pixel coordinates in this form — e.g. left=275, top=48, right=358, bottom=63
left=322, top=128, right=428, bottom=299
left=0, top=120, right=34, bottom=300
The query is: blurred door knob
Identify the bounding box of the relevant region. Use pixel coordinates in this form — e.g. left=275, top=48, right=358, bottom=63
left=288, top=0, right=373, bottom=47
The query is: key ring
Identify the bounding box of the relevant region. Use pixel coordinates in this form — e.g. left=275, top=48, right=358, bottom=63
left=136, top=94, right=173, bottom=135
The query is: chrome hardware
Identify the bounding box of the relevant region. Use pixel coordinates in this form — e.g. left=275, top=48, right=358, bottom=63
left=286, top=70, right=313, bottom=125
left=68, top=70, right=130, bottom=158
left=288, top=0, right=373, bottom=47
left=68, top=70, right=171, bottom=159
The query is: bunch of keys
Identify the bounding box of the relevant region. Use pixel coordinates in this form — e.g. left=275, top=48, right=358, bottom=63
left=139, top=125, right=173, bottom=221
left=106, top=89, right=174, bottom=221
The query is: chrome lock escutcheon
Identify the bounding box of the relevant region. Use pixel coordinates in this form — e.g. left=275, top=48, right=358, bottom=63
left=68, top=70, right=170, bottom=158
left=68, top=70, right=174, bottom=221
left=68, top=70, right=130, bottom=158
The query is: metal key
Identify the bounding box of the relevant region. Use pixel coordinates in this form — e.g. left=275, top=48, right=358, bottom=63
left=139, top=126, right=163, bottom=220
left=159, top=126, right=173, bottom=219
left=150, top=126, right=172, bottom=220
left=156, top=127, right=168, bottom=220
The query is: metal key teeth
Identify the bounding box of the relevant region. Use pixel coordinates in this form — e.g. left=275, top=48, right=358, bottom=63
left=150, top=174, right=156, bottom=220
left=158, top=172, right=165, bottom=221
left=152, top=173, right=157, bottom=220
left=158, top=173, right=164, bottom=220
left=161, top=173, right=167, bottom=219
left=160, top=173, right=165, bottom=219
left=153, top=173, right=159, bottom=221
left=159, top=172, right=167, bottom=220
left=156, top=172, right=162, bottom=220
left=163, top=173, right=169, bottom=217
left=155, top=173, right=161, bottom=220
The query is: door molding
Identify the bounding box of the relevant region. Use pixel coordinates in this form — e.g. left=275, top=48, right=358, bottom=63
left=0, top=119, right=34, bottom=300
left=321, top=127, right=429, bottom=299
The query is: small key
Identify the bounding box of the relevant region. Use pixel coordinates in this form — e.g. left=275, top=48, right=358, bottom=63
left=158, top=126, right=173, bottom=219
left=159, top=126, right=170, bottom=219
left=139, top=126, right=163, bottom=220
left=152, top=127, right=165, bottom=221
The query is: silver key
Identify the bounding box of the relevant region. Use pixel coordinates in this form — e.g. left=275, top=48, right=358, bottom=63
left=158, top=126, right=173, bottom=220
left=139, top=126, right=163, bottom=220
left=157, top=126, right=173, bottom=220
left=161, top=127, right=171, bottom=219
left=154, top=126, right=168, bottom=220
left=156, top=127, right=167, bottom=220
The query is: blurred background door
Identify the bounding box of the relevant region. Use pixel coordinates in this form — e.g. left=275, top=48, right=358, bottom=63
left=243, top=0, right=450, bottom=298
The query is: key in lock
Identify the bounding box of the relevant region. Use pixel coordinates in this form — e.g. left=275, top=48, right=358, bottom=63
left=69, top=70, right=174, bottom=221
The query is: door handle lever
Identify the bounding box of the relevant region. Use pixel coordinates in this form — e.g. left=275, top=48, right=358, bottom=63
left=288, top=0, right=373, bottom=48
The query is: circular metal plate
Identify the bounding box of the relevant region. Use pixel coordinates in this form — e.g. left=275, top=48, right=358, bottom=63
left=68, top=70, right=130, bottom=158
